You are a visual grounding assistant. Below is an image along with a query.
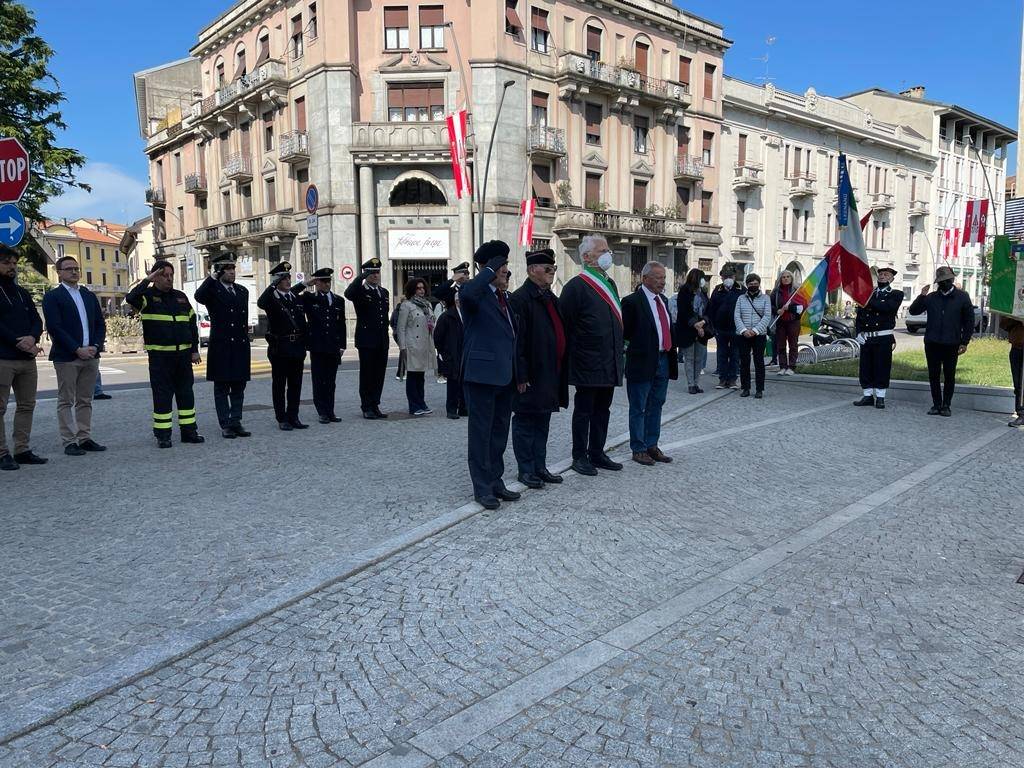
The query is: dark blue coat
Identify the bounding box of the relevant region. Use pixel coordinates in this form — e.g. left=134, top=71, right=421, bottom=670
left=194, top=277, right=251, bottom=382
left=460, top=266, right=516, bottom=387
left=622, top=288, right=679, bottom=383
left=42, top=284, right=106, bottom=363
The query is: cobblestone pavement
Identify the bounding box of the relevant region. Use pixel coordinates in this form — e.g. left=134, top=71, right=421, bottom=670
left=3, top=373, right=1020, bottom=766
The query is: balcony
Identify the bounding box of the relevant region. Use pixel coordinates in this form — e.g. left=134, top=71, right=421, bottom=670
left=552, top=206, right=687, bottom=244
left=909, top=199, right=929, bottom=218
left=195, top=226, right=221, bottom=247
left=145, top=187, right=165, bottom=206
left=199, top=59, right=288, bottom=119
left=112, top=261, right=129, bottom=271
left=279, top=131, right=309, bottom=163
left=223, top=154, right=253, bottom=182
left=184, top=173, right=207, bottom=195
left=906, top=254, right=921, bottom=271
left=869, top=192, right=895, bottom=211
left=674, top=156, right=704, bottom=181
left=556, top=53, right=690, bottom=116
left=732, top=162, right=764, bottom=189
left=350, top=121, right=458, bottom=164
left=786, top=172, right=817, bottom=198
left=528, top=125, right=566, bottom=159
left=200, top=214, right=298, bottom=248
left=731, top=235, right=754, bottom=254
left=243, top=213, right=298, bottom=239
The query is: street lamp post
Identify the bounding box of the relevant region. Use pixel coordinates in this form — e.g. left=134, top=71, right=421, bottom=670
left=479, top=80, right=516, bottom=246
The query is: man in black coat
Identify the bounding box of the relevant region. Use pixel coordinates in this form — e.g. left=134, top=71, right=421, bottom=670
left=707, top=265, right=744, bottom=389
left=852, top=266, right=903, bottom=410
left=508, top=249, right=568, bottom=489
left=343, top=257, right=391, bottom=419
left=257, top=261, right=309, bottom=431
left=295, top=267, right=347, bottom=424
left=433, top=296, right=466, bottom=419
left=908, top=265, right=975, bottom=416
left=194, top=254, right=252, bottom=438
left=622, top=261, right=679, bottom=466
left=433, top=261, right=471, bottom=307
left=559, top=234, right=624, bottom=477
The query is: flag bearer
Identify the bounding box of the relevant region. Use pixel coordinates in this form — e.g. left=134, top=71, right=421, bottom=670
left=853, top=266, right=903, bottom=409
left=126, top=260, right=204, bottom=448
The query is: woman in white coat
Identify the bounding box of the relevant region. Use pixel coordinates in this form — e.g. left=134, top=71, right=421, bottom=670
left=397, top=278, right=437, bottom=415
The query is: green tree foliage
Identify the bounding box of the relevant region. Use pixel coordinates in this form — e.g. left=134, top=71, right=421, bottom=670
left=15, top=257, right=51, bottom=302
left=0, top=1, right=88, bottom=225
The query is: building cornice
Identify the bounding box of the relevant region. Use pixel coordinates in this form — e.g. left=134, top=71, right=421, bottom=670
left=580, top=0, right=731, bottom=51
left=191, top=0, right=287, bottom=58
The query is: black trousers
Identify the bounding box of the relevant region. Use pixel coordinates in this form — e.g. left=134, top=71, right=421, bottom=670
left=1012, top=347, right=1024, bottom=414
left=406, top=371, right=427, bottom=413
left=737, top=335, right=767, bottom=392
left=858, top=337, right=896, bottom=392
left=924, top=341, right=960, bottom=407
left=358, top=347, right=388, bottom=410
left=512, top=411, right=552, bottom=477
left=446, top=376, right=466, bottom=416
left=463, top=381, right=514, bottom=499
left=269, top=353, right=304, bottom=423
left=571, top=385, right=614, bottom=460
left=310, top=352, right=340, bottom=417
left=149, top=352, right=197, bottom=437
left=213, top=381, right=246, bottom=428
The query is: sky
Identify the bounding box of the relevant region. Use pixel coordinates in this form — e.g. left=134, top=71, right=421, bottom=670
left=27, top=0, right=1024, bottom=225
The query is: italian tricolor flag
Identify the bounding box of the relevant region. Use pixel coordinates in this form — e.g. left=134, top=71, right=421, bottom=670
left=579, top=265, right=622, bottom=324
left=836, top=154, right=873, bottom=306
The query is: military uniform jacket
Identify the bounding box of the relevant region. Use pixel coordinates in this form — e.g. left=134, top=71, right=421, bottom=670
left=855, top=287, right=905, bottom=335
left=126, top=281, right=198, bottom=354
left=194, top=277, right=251, bottom=382
left=295, top=285, right=347, bottom=356
left=343, top=280, right=390, bottom=350
left=257, top=285, right=308, bottom=358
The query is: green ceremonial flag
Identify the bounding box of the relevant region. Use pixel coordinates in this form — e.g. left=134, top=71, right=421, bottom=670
left=989, top=235, right=1024, bottom=319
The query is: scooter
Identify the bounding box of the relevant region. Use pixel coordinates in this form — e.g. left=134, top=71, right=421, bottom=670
left=811, top=316, right=856, bottom=347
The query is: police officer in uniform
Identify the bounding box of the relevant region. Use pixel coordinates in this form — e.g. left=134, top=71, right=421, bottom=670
left=853, top=266, right=904, bottom=409
left=126, top=260, right=204, bottom=448
left=194, top=253, right=252, bottom=438
left=257, top=261, right=309, bottom=430
left=295, top=267, right=346, bottom=424
left=343, top=257, right=391, bottom=419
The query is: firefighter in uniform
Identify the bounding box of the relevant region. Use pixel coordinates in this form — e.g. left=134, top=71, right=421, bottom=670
left=126, top=260, right=204, bottom=448
left=194, top=253, right=252, bottom=439
left=343, top=257, right=391, bottom=419
left=257, top=262, right=309, bottom=430
left=853, top=266, right=904, bottom=409
left=295, top=267, right=347, bottom=423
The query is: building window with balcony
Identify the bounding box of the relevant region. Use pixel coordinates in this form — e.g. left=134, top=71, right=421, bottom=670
left=585, top=173, right=601, bottom=209
left=384, top=7, right=410, bottom=50
left=737, top=133, right=747, bottom=166
left=222, top=191, right=231, bottom=222
left=387, top=83, right=444, bottom=122
left=791, top=208, right=800, bottom=242
left=586, top=25, right=601, bottom=61
left=678, top=125, right=690, bottom=157
left=585, top=103, right=602, bottom=145
left=678, top=55, right=691, bottom=87
left=215, top=59, right=225, bottom=86
left=531, top=91, right=548, bottom=128
left=677, top=185, right=690, bottom=211
left=735, top=201, right=746, bottom=236
left=294, top=97, right=307, bottom=132
left=531, top=164, right=553, bottom=207
left=309, top=3, right=318, bottom=40
left=174, top=152, right=182, bottom=185
left=505, top=0, right=523, bottom=37
left=419, top=6, right=444, bottom=49
left=265, top=177, right=277, bottom=211
left=632, top=180, right=648, bottom=213
left=218, top=130, right=230, bottom=165
left=630, top=246, right=648, bottom=286
left=701, top=131, right=713, bottom=165
left=240, top=121, right=252, bottom=158
left=703, top=63, right=716, bottom=99
left=390, top=178, right=447, bottom=205
left=233, top=46, right=247, bottom=80
left=263, top=110, right=275, bottom=152
left=634, top=41, right=649, bottom=76
left=256, top=31, right=271, bottom=65
left=633, top=116, right=649, bottom=154
left=296, top=166, right=310, bottom=204
left=530, top=7, right=550, bottom=53
left=198, top=197, right=208, bottom=227
left=290, top=15, right=305, bottom=59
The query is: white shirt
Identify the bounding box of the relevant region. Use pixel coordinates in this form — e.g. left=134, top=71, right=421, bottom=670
left=641, top=285, right=667, bottom=350
left=61, top=282, right=90, bottom=348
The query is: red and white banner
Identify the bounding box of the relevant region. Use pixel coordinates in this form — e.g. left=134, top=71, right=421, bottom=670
left=445, top=110, right=472, bottom=200
left=952, top=228, right=960, bottom=260
left=942, top=228, right=961, bottom=261
left=961, top=199, right=989, bottom=246
left=517, top=198, right=536, bottom=247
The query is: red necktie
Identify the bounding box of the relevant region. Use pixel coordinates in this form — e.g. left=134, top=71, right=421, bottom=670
left=655, top=296, right=672, bottom=352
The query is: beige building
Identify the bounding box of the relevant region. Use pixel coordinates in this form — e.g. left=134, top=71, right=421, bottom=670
left=135, top=0, right=729, bottom=308
left=35, top=218, right=132, bottom=312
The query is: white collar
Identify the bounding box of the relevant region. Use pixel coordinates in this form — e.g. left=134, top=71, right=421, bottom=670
left=61, top=282, right=81, bottom=292
left=641, top=285, right=661, bottom=301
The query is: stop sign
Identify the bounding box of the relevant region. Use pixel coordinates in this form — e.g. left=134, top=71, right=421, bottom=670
left=0, top=138, right=30, bottom=204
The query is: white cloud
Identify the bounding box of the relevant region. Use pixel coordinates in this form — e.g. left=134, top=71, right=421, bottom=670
left=42, top=162, right=149, bottom=224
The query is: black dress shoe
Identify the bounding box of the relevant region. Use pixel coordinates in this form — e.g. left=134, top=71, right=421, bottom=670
left=232, top=426, right=251, bottom=437
left=290, top=420, right=310, bottom=429
left=927, top=406, right=942, bottom=416
left=64, top=444, right=87, bottom=456
left=688, top=386, right=698, bottom=394
left=446, top=411, right=460, bottom=420
left=495, top=486, right=522, bottom=501
left=518, top=474, right=544, bottom=489
left=79, top=439, right=106, bottom=452
left=93, top=392, right=112, bottom=400
left=0, top=454, right=19, bottom=470
left=458, top=408, right=469, bottom=417
left=13, top=451, right=47, bottom=465
left=222, top=428, right=238, bottom=439
left=754, top=391, right=764, bottom=399
left=318, top=416, right=331, bottom=424
left=279, top=421, right=294, bottom=430
left=362, top=410, right=379, bottom=420
left=853, top=396, right=875, bottom=407
left=329, top=416, right=342, bottom=423
left=740, top=390, right=751, bottom=398
left=591, top=453, right=623, bottom=471
left=571, top=457, right=598, bottom=476
left=157, top=437, right=173, bottom=449
left=476, top=496, right=500, bottom=510
left=940, top=407, right=952, bottom=417
left=374, top=408, right=389, bottom=419
left=695, top=387, right=704, bottom=393
left=180, top=432, right=205, bottom=444
left=874, top=398, right=886, bottom=409
left=538, top=469, right=563, bottom=484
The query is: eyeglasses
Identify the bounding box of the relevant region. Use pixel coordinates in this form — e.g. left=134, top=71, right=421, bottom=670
left=59, top=267, right=80, bottom=273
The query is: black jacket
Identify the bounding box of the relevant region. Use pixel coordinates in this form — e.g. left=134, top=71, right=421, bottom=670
left=674, top=285, right=712, bottom=349
left=257, top=285, right=308, bottom=358
left=509, top=278, right=569, bottom=413
left=707, top=284, right=744, bottom=336
left=343, top=277, right=390, bottom=350
left=295, top=286, right=347, bottom=356
left=855, top=286, right=904, bottom=335
left=622, top=288, right=680, bottom=383
left=559, top=272, right=624, bottom=388
left=194, top=277, right=251, bottom=382
left=0, top=277, right=43, bottom=360
left=126, top=280, right=198, bottom=354
left=908, top=287, right=975, bottom=346
left=432, top=306, right=464, bottom=379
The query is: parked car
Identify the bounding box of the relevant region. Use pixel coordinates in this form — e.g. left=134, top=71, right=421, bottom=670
left=906, top=305, right=984, bottom=334
left=198, top=312, right=212, bottom=347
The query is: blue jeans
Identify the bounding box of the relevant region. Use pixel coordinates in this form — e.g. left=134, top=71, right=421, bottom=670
left=627, top=353, right=670, bottom=454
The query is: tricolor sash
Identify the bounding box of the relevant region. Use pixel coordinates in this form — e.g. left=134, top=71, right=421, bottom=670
left=579, top=267, right=622, bottom=324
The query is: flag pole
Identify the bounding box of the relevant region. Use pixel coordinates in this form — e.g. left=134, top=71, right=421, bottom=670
left=965, top=135, right=999, bottom=335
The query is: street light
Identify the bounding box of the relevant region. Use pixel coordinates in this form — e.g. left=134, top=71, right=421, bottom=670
left=479, top=79, right=517, bottom=246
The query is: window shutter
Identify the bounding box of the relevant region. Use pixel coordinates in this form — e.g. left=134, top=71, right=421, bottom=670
left=678, top=56, right=691, bottom=84
left=420, top=6, right=443, bottom=25
left=703, top=64, right=715, bottom=99
left=738, top=134, right=747, bottom=165
left=429, top=85, right=444, bottom=108
left=387, top=85, right=404, bottom=109
left=587, top=26, right=602, bottom=55
left=384, top=6, right=408, bottom=27
left=532, top=164, right=553, bottom=199
left=532, top=91, right=548, bottom=109
left=505, top=0, right=523, bottom=31
left=633, top=180, right=647, bottom=212
left=634, top=42, right=649, bottom=75
left=531, top=7, right=549, bottom=31
left=585, top=174, right=600, bottom=207
left=257, top=36, right=270, bottom=64
left=291, top=15, right=303, bottom=35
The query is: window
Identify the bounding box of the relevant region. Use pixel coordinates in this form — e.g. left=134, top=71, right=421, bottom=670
left=266, top=177, right=276, bottom=211
left=384, top=6, right=410, bottom=50
left=701, top=191, right=712, bottom=224
left=701, top=131, right=713, bottom=165
left=308, top=3, right=318, bottom=40
left=911, top=175, right=918, bottom=200
left=57, top=244, right=65, bottom=258
left=530, top=7, right=550, bottom=53
left=532, top=163, right=553, bottom=206
left=632, top=180, right=648, bottom=212
left=634, top=41, right=649, bottom=76
left=174, top=152, right=182, bottom=184
left=177, top=206, right=184, bottom=236
left=116, top=273, right=122, bottom=288
left=792, top=145, right=802, bottom=175
left=792, top=208, right=800, bottom=242
left=880, top=221, right=887, bottom=249
left=586, top=25, right=601, bottom=60
left=198, top=197, right=208, bottom=228
left=673, top=248, right=688, bottom=280
left=257, top=31, right=270, bottom=64
left=505, top=0, right=523, bottom=36
left=585, top=103, right=602, bottom=145
left=782, top=206, right=788, bottom=240
left=241, top=184, right=253, bottom=218
left=85, top=246, right=91, bottom=260
left=155, top=159, right=164, bottom=188
left=633, top=116, right=649, bottom=154
left=585, top=173, right=601, bottom=208
left=296, top=166, right=310, bottom=203
left=630, top=245, right=648, bottom=286
left=677, top=185, right=690, bottom=210
left=218, top=131, right=229, bottom=163
left=703, top=63, right=716, bottom=99
left=827, top=212, right=834, bottom=242
left=802, top=210, right=810, bottom=242
left=419, top=6, right=444, bottom=48
left=390, top=178, right=446, bottom=205
left=387, top=83, right=444, bottom=122
left=677, top=125, right=690, bottom=157
left=102, top=272, right=108, bottom=286
left=290, top=15, right=304, bottom=59
left=263, top=111, right=274, bottom=152
left=86, top=270, right=92, bottom=284
left=737, top=134, right=747, bottom=166
left=240, top=121, right=251, bottom=157
left=531, top=91, right=548, bottom=127
left=222, top=190, right=232, bottom=221
left=234, top=47, right=247, bottom=80
left=678, top=55, right=691, bottom=86
left=101, top=248, right=106, bottom=262
left=215, top=60, right=225, bottom=86
left=295, top=97, right=307, bottom=132
left=735, top=201, right=746, bottom=235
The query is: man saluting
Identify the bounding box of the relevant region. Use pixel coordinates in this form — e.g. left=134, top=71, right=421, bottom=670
left=344, top=258, right=390, bottom=419
left=853, top=266, right=903, bottom=410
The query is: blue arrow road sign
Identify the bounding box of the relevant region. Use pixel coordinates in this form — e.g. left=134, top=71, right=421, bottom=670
left=0, top=203, right=25, bottom=248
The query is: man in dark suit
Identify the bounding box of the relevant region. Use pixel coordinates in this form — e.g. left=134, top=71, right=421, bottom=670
left=194, top=253, right=252, bottom=438
left=343, top=257, right=391, bottom=419
left=295, top=267, right=347, bottom=424
left=460, top=240, right=520, bottom=510
left=433, top=261, right=471, bottom=307
left=257, top=261, right=309, bottom=431
left=42, top=255, right=107, bottom=456
left=433, top=294, right=465, bottom=419
left=559, top=233, right=624, bottom=476
left=621, top=261, right=679, bottom=466
left=508, top=248, right=568, bottom=489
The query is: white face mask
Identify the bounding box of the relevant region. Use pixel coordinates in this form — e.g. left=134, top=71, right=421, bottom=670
left=596, top=251, right=614, bottom=271
left=723, top=278, right=735, bottom=289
